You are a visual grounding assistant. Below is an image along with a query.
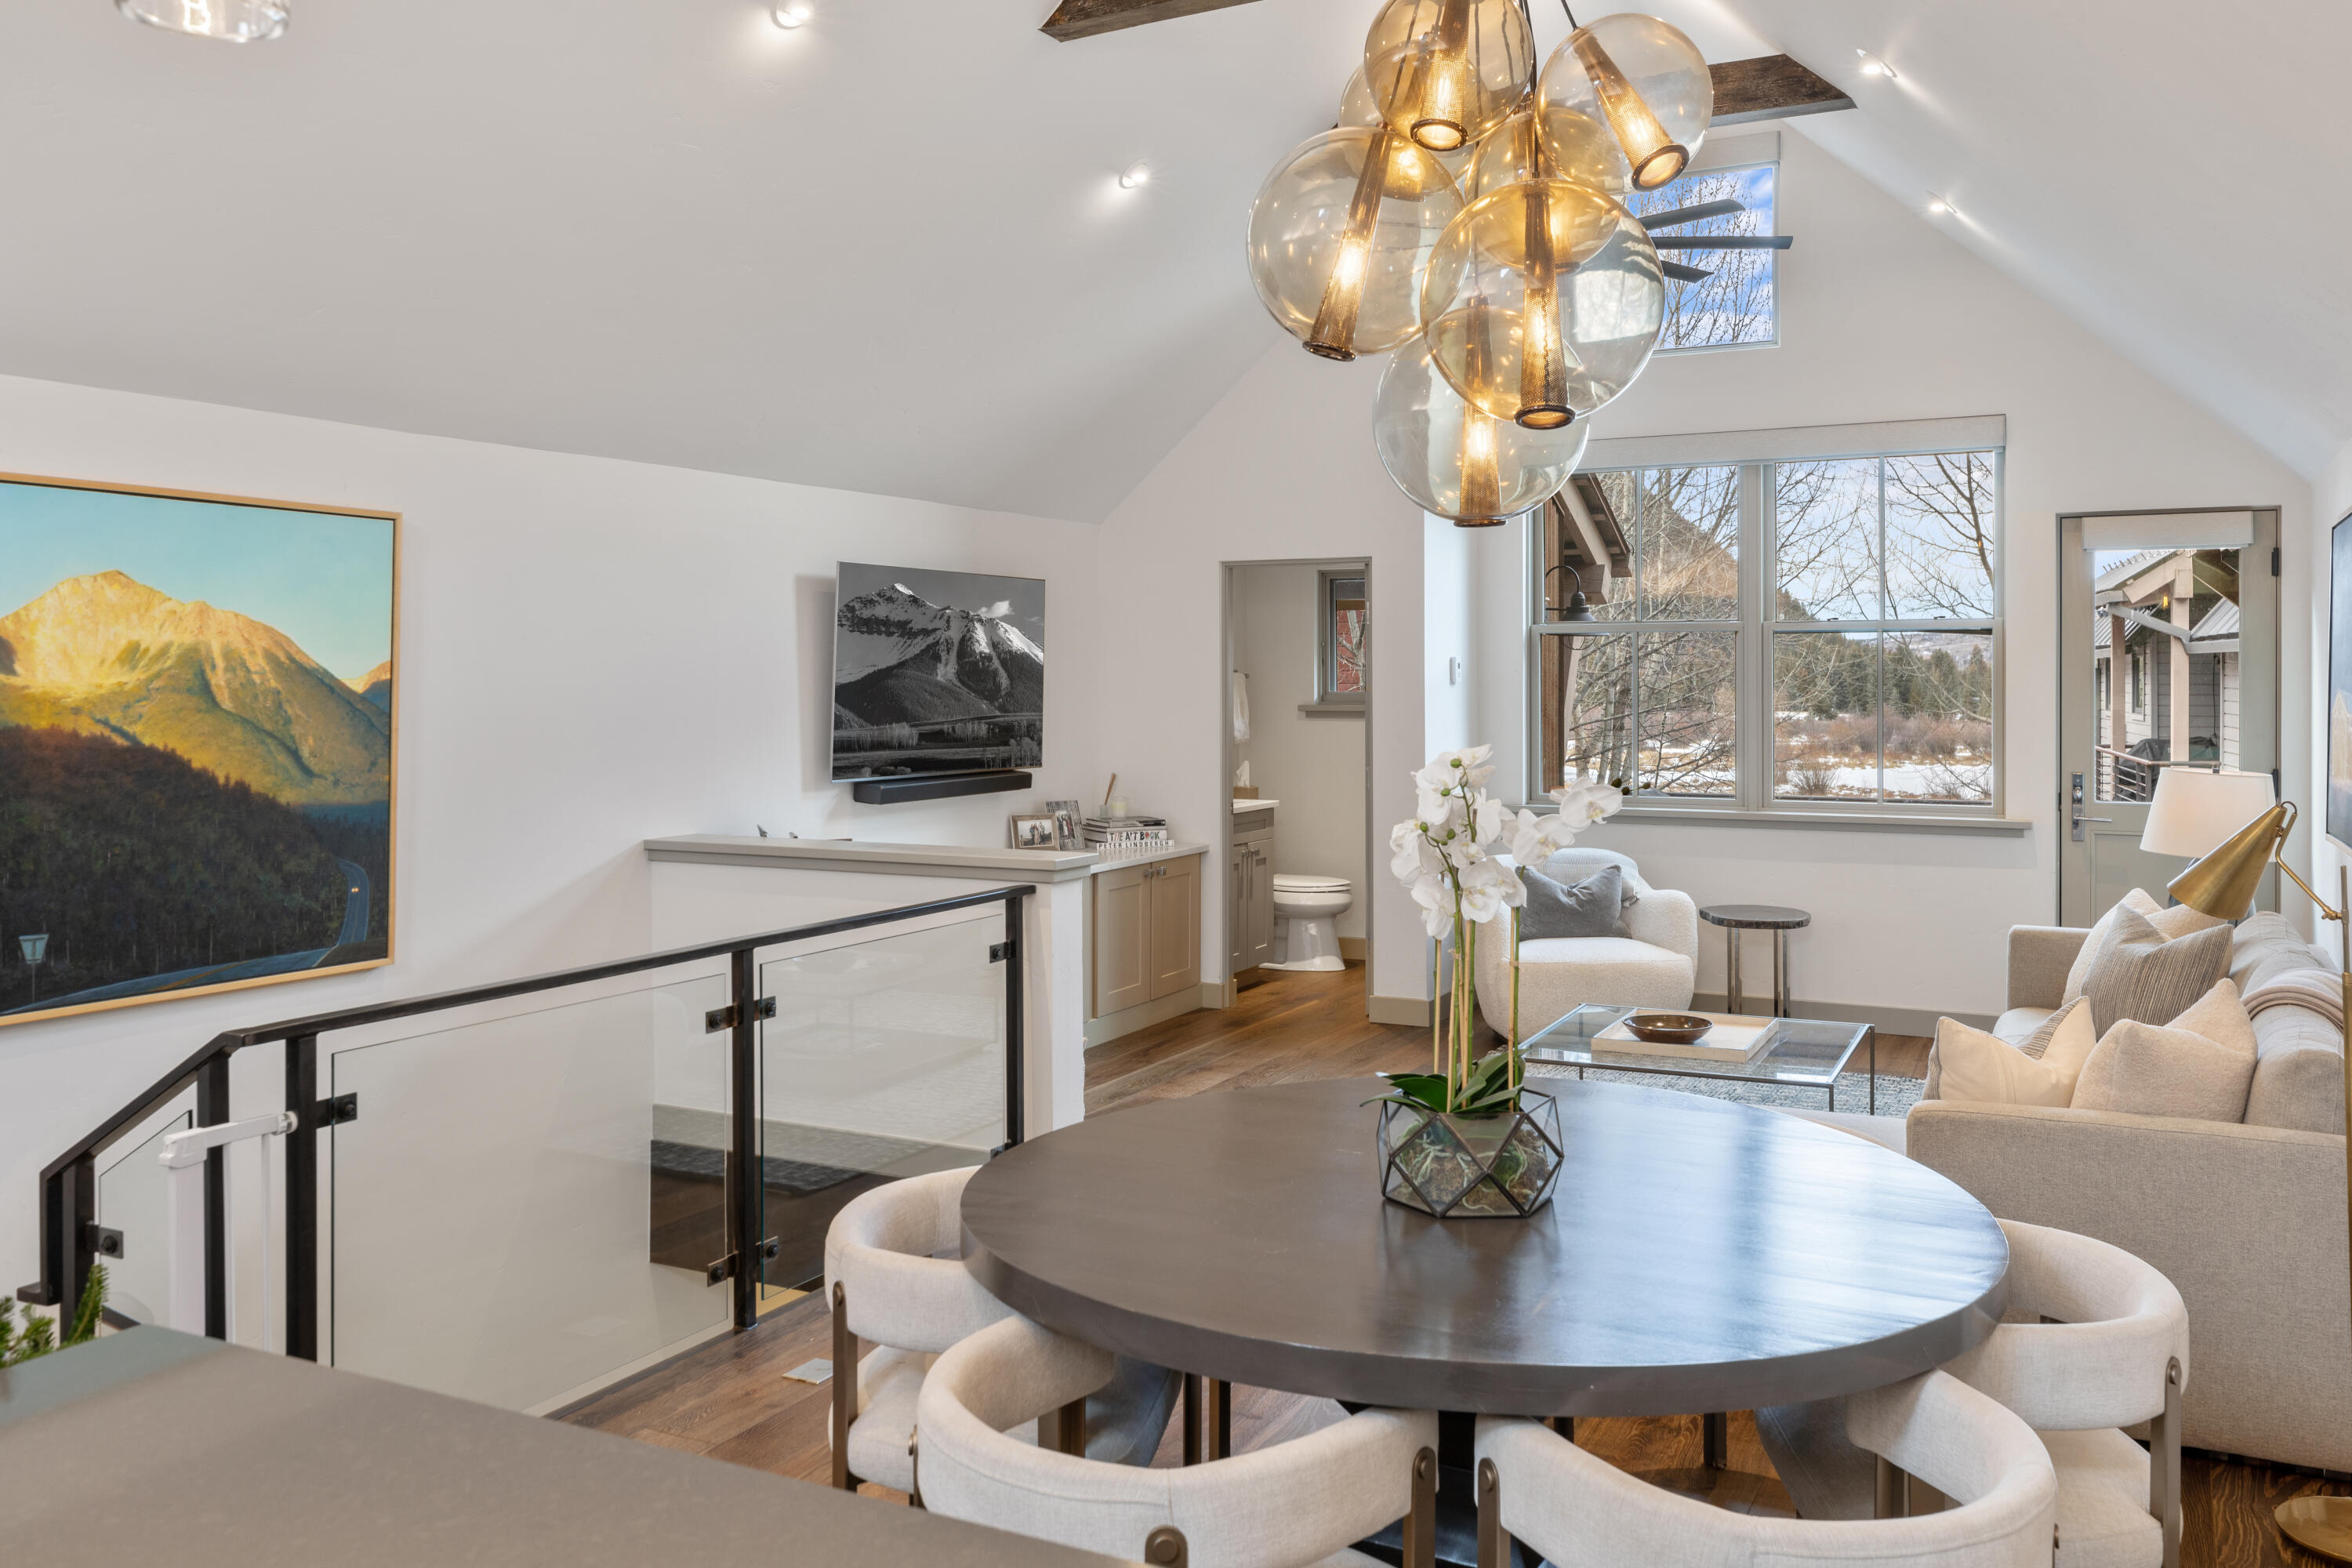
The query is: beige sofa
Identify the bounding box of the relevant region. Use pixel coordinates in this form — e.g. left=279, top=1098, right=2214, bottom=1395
left=1907, top=913, right=2350, bottom=1472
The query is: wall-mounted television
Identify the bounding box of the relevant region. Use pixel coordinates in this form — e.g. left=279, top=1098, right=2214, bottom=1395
left=831, top=561, right=1044, bottom=782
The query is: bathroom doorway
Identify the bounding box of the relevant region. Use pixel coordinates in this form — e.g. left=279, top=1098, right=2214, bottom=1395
left=1222, top=559, right=1374, bottom=1014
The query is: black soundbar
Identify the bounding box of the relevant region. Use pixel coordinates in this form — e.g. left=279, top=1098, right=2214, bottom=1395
left=849, top=769, right=1033, bottom=805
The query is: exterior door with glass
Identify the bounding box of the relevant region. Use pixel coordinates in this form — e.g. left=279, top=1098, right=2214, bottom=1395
left=2057, top=510, right=2279, bottom=926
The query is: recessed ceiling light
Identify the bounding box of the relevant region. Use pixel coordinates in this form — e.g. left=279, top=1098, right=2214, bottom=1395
left=771, top=2, right=810, bottom=27
left=1926, top=195, right=1957, bottom=216
left=1119, top=161, right=1152, bottom=190
left=1854, top=49, right=1896, bottom=80
left=116, top=0, right=287, bottom=41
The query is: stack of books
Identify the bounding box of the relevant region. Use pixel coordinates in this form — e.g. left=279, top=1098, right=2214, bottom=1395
left=1085, top=816, right=1171, bottom=855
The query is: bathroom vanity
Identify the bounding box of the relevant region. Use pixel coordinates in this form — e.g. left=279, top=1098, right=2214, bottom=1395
left=1086, top=843, right=1210, bottom=1046
left=1229, top=801, right=1277, bottom=973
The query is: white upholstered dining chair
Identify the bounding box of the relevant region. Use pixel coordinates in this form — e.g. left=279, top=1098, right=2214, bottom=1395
left=916, top=1314, right=1440, bottom=1567
left=1477, top=1370, right=2056, bottom=1568
left=1759, top=1218, right=2189, bottom=1568
left=824, top=1167, right=1178, bottom=1494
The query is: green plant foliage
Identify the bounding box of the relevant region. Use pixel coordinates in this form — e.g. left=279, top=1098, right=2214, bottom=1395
left=0, top=1264, right=107, bottom=1368
left=1370, top=1047, right=1526, bottom=1117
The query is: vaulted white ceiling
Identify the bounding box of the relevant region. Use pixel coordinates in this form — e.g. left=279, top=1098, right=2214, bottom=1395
left=0, top=0, right=2343, bottom=524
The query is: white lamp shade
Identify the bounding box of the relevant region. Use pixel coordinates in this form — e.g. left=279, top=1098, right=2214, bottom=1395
left=2140, top=768, right=2278, bottom=858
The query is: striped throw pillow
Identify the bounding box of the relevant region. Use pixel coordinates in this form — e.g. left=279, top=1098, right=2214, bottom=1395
left=2079, top=905, right=2232, bottom=1037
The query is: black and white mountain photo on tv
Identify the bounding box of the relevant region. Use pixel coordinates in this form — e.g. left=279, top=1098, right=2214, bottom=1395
left=832, top=562, right=1044, bottom=779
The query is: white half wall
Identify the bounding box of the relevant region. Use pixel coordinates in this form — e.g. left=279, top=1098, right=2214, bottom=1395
left=0, top=372, right=1100, bottom=1298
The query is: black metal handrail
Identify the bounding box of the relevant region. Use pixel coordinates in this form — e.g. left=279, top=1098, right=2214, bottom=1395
left=20, top=884, right=1036, bottom=1360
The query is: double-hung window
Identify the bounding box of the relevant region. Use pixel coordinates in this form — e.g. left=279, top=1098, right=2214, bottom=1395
left=1533, top=440, right=2002, bottom=818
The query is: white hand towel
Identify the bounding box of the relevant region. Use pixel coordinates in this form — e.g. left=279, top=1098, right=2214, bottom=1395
left=1232, top=670, right=1250, bottom=742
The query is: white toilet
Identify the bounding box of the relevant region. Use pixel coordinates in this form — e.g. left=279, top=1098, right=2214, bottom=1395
left=1265, top=873, right=1355, bottom=972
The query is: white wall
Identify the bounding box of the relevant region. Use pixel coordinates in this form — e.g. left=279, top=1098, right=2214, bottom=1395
left=1232, top=564, right=1370, bottom=939
left=1095, top=350, right=1438, bottom=1012
left=0, top=372, right=1100, bottom=1298
left=2303, top=437, right=2352, bottom=931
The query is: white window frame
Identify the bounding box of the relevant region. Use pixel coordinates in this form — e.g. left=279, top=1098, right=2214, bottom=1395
left=1641, top=129, right=1781, bottom=358
left=1526, top=417, right=2009, bottom=826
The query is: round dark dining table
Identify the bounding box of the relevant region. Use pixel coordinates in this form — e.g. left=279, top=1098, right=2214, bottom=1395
left=961, top=1076, right=2008, bottom=1419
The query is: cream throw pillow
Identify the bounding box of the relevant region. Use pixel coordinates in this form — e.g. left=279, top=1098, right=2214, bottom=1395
left=1932, top=998, right=2099, bottom=1106
left=2071, top=978, right=2259, bottom=1123
left=1924, top=997, right=2088, bottom=1100
left=2062, top=889, right=2229, bottom=1004
left=2079, top=906, right=2233, bottom=1036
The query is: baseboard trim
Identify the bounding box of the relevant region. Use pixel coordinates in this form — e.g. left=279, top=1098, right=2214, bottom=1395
left=1687, top=994, right=1988, bottom=1036
left=1203, top=979, right=1238, bottom=1009
left=1338, top=937, right=1368, bottom=960
left=1085, top=988, right=1207, bottom=1047
left=1369, top=993, right=1431, bottom=1026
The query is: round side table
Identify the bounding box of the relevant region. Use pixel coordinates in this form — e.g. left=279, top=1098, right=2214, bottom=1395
left=1699, top=903, right=1811, bottom=1016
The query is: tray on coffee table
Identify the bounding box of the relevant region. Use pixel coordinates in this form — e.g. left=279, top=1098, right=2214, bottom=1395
left=1519, top=1004, right=1878, bottom=1112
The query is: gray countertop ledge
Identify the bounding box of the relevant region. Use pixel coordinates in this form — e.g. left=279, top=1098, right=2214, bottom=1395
left=644, top=833, right=1209, bottom=881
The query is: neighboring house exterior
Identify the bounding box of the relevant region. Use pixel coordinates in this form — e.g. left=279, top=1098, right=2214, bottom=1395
left=2092, top=548, right=2241, bottom=799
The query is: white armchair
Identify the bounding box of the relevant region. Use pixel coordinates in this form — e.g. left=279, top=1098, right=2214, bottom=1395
left=824, top=1167, right=1178, bottom=1494
left=1476, top=1370, right=2056, bottom=1568
left=1472, top=848, right=1698, bottom=1039
left=918, top=1314, right=1439, bottom=1567
left=1759, top=1218, right=2190, bottom=1568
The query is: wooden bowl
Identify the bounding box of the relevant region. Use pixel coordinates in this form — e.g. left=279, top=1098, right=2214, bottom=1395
left=1625, top=1013, right=1711, bottom=1044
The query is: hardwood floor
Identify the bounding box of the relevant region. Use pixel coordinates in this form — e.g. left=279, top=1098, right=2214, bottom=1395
left=566, top=963, right=2343, bottom=1566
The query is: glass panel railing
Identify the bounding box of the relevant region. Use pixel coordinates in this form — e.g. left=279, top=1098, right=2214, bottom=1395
left=329, top=971, right=731, bottom=1413
left=96, top=1109, right=192, bottom=1327
left=757, top=915, right=1007, bottom=1300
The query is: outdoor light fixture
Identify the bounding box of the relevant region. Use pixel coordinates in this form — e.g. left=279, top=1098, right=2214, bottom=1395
left=1118, top=161, right=1151, bottom=189
left=771, top=2, right=811, bottom=27
left=1854, top=49, right=1896, bottom=79
left=117, top=0, right=287, bottom=41
left=17, top=934, right=47, bottom=964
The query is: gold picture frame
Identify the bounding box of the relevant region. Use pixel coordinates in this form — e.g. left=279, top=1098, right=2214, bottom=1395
left=0, top=469, right=399, bottom=1028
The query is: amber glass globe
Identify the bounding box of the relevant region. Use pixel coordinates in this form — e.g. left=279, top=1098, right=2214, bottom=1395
left=1463, top=100, right=1632, bottom=203
left=1374, top=336, right=1586, bottom=525
left=1444, top=200, right=1666, bottom=423
left=1363, top=0, right=1534, bottom=154
left=1418, top=179, right=1630, bottom=427
left=1247, top=127, right=1463, bottom=361
left=1537, top=13, right=1711, bottom=191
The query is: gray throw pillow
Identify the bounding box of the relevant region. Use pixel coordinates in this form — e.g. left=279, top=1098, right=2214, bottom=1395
left=1519, top=863, right=1629, bottom=940
left=2079, top=905, right=2232, bottom=1036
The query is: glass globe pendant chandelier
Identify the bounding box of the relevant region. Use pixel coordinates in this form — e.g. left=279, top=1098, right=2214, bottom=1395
left=1247, top=0, right=1703, bottom=527
left=117, top=0, right=288, bottom=41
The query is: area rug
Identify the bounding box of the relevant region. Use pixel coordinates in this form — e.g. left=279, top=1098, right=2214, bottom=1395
left=1523, top=1062, right=1923, bottom=1119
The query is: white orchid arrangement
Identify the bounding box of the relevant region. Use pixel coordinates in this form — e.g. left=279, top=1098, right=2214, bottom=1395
left=1378, top=746, right=1624, bottom=1116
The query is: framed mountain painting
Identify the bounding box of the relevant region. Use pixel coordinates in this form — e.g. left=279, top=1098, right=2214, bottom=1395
left=0, top=473, right=397, bottom=1026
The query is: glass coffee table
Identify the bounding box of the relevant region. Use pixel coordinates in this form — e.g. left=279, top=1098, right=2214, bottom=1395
left=1519, top=1004, right=1878, bottom=1112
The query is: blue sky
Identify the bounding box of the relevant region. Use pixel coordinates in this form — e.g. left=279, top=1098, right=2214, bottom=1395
left=0, top=481, right=394, bottom=679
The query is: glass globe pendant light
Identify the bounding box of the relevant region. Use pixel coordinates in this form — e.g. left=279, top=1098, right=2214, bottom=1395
left=1362, top=0, right=1534, bottom=154
left=1247, top=127, right=1463, bottom=361
left=1461, top=96, right=1631, bottom=203
left=1419, top=177, right=1624, bottom=428
left=117, top=0, right=288, bottom=41
left=1374, top=330, right=1587, bottom=526
left=1537, top=13, right=1712, bottom=191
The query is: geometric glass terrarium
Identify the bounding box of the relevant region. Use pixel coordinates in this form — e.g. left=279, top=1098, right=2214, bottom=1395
left=1377, top=1087, right=1563, bottom=1218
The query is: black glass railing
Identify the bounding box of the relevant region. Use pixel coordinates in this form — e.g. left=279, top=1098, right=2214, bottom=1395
left=20, top=884, right=1032, bottom=1411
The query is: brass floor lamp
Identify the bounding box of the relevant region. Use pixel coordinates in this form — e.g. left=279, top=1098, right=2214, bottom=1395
left=2159, top=788, right=2352, bottom=1559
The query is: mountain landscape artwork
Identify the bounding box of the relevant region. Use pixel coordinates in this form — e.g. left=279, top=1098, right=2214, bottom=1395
left=831, top=562, right=1044, bottom=779
left=0, top=476, right=396, bottom=1025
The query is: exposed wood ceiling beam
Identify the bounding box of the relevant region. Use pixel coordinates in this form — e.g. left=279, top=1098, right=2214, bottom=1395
left=1710, top=55, right=1853, bottom=125
left=1040, top=0, right=1263, bottom=42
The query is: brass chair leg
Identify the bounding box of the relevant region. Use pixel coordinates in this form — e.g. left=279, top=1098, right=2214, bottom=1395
left=2151, top=1356, right=2183, bottom=1568
left=1402, top=1446, right=1437, bottom=1568
left=1873, top=1454, right=1907, bottom=1519
left=1476, top=1457, right=1508, bottom=1568
left=830, top=1281, right=861, bottom=1490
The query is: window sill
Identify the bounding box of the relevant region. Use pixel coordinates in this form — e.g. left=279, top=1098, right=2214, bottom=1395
left=1298, top=702, right=1366, bottom=717
left=1520, top=804, right=2034, bottom=837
